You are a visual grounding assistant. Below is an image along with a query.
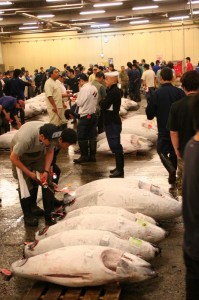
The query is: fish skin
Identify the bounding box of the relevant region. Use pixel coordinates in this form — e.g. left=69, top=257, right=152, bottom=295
left=12, top=245, right=156, bottom=287
left=24, top=229, right=159, bottom=261
left=66, top=181, right=181, bottom=220
left=65, top=206, right=157, bottom=225
left=35, top=214, right=166, bottom=243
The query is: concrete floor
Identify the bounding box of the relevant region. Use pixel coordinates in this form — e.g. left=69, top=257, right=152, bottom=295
left=0, top=103, right=185, bottom=300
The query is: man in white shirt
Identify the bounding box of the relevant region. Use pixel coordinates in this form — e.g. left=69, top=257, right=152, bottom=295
left=141, top=64, right=156, bottom=103
left=45, top=67, right=67, bottom=129
left=73, top=73, right=98, bottom=164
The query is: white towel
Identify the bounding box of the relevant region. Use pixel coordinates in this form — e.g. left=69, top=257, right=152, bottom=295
left=16, top=168, right=30, bottom=198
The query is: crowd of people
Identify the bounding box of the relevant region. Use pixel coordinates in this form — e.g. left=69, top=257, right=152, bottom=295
left=0, top=56, right=198, bottom=298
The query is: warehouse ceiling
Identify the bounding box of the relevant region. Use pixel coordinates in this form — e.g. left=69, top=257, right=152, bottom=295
left=0, top=0, right=198, bottom=36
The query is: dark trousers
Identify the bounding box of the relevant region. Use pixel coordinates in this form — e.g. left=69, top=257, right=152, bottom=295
left=105, top=123, right=123, bottom=154
left=184, top=251, right=199, bottom=300
left=146, top=87, right=155, bottom=104
left=77, top=114, right=97, bottom=141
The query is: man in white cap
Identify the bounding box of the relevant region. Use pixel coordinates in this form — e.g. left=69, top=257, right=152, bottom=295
left=100, top=71, right=124, bottom=178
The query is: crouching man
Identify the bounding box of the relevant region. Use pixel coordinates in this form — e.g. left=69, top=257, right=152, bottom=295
left=10, top=121, right=77, bottom=227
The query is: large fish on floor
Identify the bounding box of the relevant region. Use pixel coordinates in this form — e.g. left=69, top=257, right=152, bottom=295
left=25, top=229, right=160, bottom=261
left=65, top=206, right=157, bottom=225
left=35, top=214, right=166, bottom=243
left=6, top=246, right=156, bottom=287
left=65, top=186, right=181, bottom=220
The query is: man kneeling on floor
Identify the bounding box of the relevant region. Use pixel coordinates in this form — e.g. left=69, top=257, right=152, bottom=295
left=10, top=121, right=77, bottom=227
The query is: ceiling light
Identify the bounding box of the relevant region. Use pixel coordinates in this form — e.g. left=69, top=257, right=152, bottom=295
left=80, top=10, right=105, bottom=15
left=192, top=10, right=199, bottom=14
left=132, top=5, right=159, bottom=10
left=37, top=14, right=55, bottom=18
left=19, top=26, right=39, bottom=30
left=46, top=0, right=67, bottom=2
left=23, top=22, right=37, bottom=25
left=187, top=1, right=199, bottom=4
left=0, top=18, right=3, bottom=21
left=91, top=23, right=110, bottom=28
left=129, top=20, right=149, bottom=25
left=72, top=18, right=92, bottom=22
left=116, top=16, right=142, bottom=21
left=72, top=22, right=96, bottom=26
left=93, top=2, right=123, bottom=7
left=0, top=1, right=12, bottom=5
left=169, top=16, right=189, bottom=20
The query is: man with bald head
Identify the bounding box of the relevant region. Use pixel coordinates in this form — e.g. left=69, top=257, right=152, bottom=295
left=100, top=71, right=124, bottom=178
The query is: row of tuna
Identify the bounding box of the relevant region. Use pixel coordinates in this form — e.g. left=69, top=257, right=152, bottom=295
left=6, top=178, right=181, bottom=287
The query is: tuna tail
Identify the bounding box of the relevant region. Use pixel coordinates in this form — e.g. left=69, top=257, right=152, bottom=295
left=0, top=269, right=12, bottom=281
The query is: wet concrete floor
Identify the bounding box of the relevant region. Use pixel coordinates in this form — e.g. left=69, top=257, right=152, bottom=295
left=0, top=102, right=185, bottom=300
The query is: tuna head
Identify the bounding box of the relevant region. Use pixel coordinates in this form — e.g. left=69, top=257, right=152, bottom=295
left=101, top=249, right=156, bottom=283
left=116, top=252, right=156, bottom=282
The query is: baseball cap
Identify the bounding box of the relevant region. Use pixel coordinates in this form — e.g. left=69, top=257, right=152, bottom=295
left=48, top=66, right=57, bottom=76
left=77, top=73, right=88, bottom=81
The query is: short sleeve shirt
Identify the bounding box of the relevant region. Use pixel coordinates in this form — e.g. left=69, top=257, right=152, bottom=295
left=44, top=78, right=63, bottom=109
left=11, top=121, right=48, bottom=157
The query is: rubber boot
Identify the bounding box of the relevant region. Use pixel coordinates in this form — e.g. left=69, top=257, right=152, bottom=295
left=42, top=187, right=56, bottom=226
left=89, top=140, right=97, bottom=162
left=109, top=153, right=124, bottom=178
left=159, top=153, right=176, bottom=184
left=29, top=186, right=44, bottom=216
left=73, top=140, right=89, bottom=164
left=110, top=168, right=116, bottom=174
left=20, top=198, right=38, bottom=227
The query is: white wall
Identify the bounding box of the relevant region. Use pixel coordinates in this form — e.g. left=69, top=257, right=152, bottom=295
left=1, top=23, right=199, bottom=74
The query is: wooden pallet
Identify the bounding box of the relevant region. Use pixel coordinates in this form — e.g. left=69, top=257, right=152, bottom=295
left=23, top=282, right=121, bottom=300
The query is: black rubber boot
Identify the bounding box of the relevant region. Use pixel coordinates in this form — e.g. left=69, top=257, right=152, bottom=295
left=159, top=153, right=176, bottom=184
left=73, top=140, right=89, bottom=164
left=29, top=187, right=44, bottom=216
left=42, top=187, right=56, bottom=226
left=109, top=153, right=124, bottom=178
left=110, top=168, right=117, bottom=174
left=20, top=198, right=38, bottom=227
left=88, top=140, right=97, bottom=162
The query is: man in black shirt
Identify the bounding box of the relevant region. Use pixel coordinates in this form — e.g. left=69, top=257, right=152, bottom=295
left=100, top=71, right=124, bottom=178
left=146, top=67, right=185, bottom=184
left=183, top=93, right=199, bottom=300
left=66, top=69, right=79, bottom=93
left=167, top=71, right=199, bottom=192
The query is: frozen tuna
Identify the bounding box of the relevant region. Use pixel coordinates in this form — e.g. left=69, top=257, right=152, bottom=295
left=67, top=182, right=181, bottom=220
left=11, top=246, right=156, bottom=286
left=25, top=229, right=160, bottom=261
left=35, top=214, right=166, bottom=243
left=66, top=206, right=156, bottom=225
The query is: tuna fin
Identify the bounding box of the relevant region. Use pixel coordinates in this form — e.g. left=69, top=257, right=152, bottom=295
left=0, top=269, right=12, bottom=281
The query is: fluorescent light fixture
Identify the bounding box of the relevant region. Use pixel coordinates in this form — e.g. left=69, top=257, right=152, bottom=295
left=130, top=19, right=149, bottom=25
left=46, top=0, right=67, bottom=2
left=37, top=14, right=55, bottom=18
left=23, top=22, right=37, bottom=25
left=93, top=2, right=123, bottom=7
left=72, top=22, right=96, bottom=26
left=132, top=5, right=159, bottom=10
left=169, top=16, right=189, bottom=20
left=187, top=1, right=199, bottom=4
left=91, top=23, right=110, bottom=28
left=0, top=1, right=12, bottom=5
left=192, top=10, right=199, bottom=14
left=72, top=18, right=92, bottom=22
left=0, top=11, right=4, bottom=14
left=0, top=18, right=3, bottom=21
left=19, top=26, right=39, bottom=30
left=80, top=10, right=105, bottom=15
left=117, top=16, right=142, bottom=21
